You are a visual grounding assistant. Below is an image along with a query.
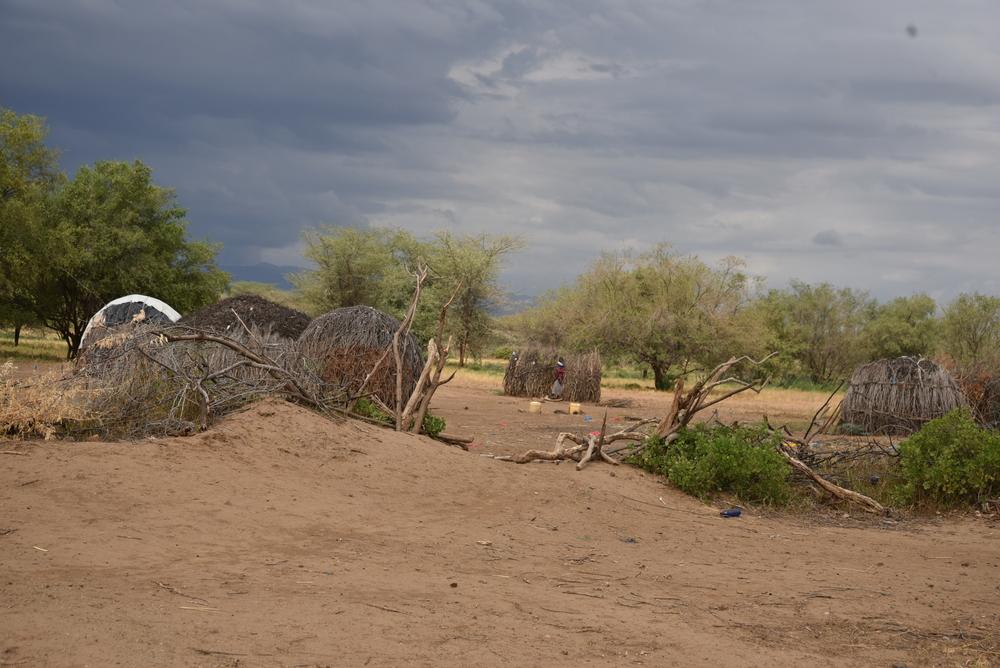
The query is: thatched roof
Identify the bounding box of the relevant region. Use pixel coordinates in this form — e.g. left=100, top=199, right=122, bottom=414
left=841, top=357, right=967, bottom=435
left=179, top=295, right=311, bottom=340
left=503, top=347, right=601, bottom=403
left=297, top=305, right=423, bottom=409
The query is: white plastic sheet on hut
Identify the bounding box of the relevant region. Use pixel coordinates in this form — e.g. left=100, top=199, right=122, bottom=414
left=81, top=294, right=181, bottom=351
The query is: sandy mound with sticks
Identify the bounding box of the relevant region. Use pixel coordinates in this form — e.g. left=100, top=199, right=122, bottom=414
left=2, top=394, right=998, bottom=666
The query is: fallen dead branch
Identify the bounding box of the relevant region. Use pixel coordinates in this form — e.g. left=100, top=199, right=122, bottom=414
left=779, top=446, right=886, bottom=514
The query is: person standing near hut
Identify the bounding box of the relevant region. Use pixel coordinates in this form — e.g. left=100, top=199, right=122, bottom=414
left=549, top=358, right=566, bottom=400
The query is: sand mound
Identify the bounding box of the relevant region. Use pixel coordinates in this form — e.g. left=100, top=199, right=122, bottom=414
left=1, top=398, right=997, bottom=666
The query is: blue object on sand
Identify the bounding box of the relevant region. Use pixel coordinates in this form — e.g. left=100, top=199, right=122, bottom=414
left=719, top=507, right=742, bottom=518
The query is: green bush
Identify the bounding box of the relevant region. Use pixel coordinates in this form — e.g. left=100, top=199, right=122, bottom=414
left=897, top=409, right=1000, bottom=507
left=421, top=413, right=447, bottom=438
left=492, top=345, right=515, bottom=359
left=629, top=424, right=790, bottom=505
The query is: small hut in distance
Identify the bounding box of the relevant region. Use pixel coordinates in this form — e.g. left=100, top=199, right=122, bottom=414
left=841, top=356, right=967, bottom=435
left=503, top=348, right=602, bottom=403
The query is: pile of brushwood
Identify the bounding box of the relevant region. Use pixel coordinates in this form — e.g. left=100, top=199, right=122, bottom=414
left=0, top=265, right=464, bottom=448
left=502, top=353, right=890, bottom=514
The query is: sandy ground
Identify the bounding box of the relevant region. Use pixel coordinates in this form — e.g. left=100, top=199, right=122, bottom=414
left=2, top=376, right=999, bottom=667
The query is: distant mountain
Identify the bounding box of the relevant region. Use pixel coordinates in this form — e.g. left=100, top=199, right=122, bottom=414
left=489, top=292, right=537, bottom=317
left=220, top=263, right=302, bottom=289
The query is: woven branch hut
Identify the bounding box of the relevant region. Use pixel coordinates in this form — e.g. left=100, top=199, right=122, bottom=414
left=297, top=305, right=423, bottom=409
left=179, top=295, right=311, bottom=340
left=503, top=348, right=602, bottom=403
left=841, top=357, right=967, bottom=435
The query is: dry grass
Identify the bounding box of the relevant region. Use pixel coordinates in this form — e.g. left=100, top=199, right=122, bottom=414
left=0, top=328, right=65, bottom=363
left=2, top=323, right=350, bottom=441
left=0, top=362, right=96, bottom=439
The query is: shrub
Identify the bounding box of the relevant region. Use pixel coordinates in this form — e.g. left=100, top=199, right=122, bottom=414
left=629, top=424, right=790, bottom=505
left=896, top=408, right=1000, bottom=507
left=421, top=413, right=446, bottom=438
left=352, top=398, right=446, bottom=438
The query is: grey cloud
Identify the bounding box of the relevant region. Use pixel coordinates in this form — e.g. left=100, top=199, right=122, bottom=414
left=2, top=0, right=999, bottom=298
left=813, top=230, right=844, bottom=247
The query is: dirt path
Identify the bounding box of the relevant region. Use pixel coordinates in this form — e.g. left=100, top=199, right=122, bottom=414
left=2, top=392, right=998, bottom=666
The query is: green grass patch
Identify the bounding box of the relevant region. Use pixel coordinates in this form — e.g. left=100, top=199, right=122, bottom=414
left=0, top=328, right=65, bottom=362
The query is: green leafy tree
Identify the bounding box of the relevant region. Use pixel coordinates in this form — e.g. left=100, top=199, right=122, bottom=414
left=863, top=294, right=939, bottom=360
left=0, top=109, right=62, bottom=344
left=939, top=293, right=1000, bottom=368
left=290, top=227, right=427, bottom=316
left=516, top=246, right=763, bottom=389
left=26, top=161, right=228, bottom=357
left=425, top=231, right=522, bottom=365
left=291, top=226, right=521, bottom=356
left=757, top=281, right=876, bottom=383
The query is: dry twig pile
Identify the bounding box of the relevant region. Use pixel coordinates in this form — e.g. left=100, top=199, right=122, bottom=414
left=180, top=295, right=311, bottom=340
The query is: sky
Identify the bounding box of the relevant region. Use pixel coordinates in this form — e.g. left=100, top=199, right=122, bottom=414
left=2, top=0, right=999, bottom=301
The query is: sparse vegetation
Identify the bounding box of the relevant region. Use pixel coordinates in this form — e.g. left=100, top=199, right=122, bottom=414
left=629, top=424, right=791, bottom=505
left=896, top=409, right=1000, bottom=507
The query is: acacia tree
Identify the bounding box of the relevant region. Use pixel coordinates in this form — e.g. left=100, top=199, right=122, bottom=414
left=940, top=293, right=1000, bottom=368
left=290, top=226, right=427, bottom=316
left=26, top=160, right=228, bottom=357
left=291, top=226, right=521, bottom=356
left=863, top=294, right=939, bottom=359
left=426, top=231, right=522, bottom=366
left=756, top=281, right=876, bottom=383
left=520, top=246, right=763, bottom=389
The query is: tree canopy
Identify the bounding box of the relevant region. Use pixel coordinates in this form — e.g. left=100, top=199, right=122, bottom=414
left=291, top=226, right=521, bottom=363
left=1, top=109, right=228, bottom=357
left=513, top=246, right=764, bottom=389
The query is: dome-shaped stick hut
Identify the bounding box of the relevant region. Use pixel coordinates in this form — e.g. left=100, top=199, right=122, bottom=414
left=841, top=356, right=967, bottom=435
left=179, top=295, right=311, bottom=340
left=80, top=294, right=181, bottom=353
left=297, top=305, right=423, bottom=409
left=503, top=347, right=602, bottom=403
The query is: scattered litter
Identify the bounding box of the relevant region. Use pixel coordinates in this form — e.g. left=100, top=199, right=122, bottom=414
left=32, top=545, right=49, bottom=552
left=719, top=508, right=742, bottom=518
left=476, top=540, right=493, bottom=546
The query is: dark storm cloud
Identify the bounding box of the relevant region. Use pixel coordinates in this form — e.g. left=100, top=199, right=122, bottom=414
left=2, top=0, right=999, bottom=297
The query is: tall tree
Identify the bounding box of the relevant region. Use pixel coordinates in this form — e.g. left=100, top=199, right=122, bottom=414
left=757, top=281, right=876, bottom=383
left=0, top=109, right=61, bottom=343
left=28, top=160, right=228, bottom=357
left=290, top=227, right=427, bottom=316
left=426, top=231, right=522, bottom=365
left=940, top=293, right=1000, bottom=368
left=517, top=246, right=762, bottom=389
left=863, top=294, right=939, bottom=359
